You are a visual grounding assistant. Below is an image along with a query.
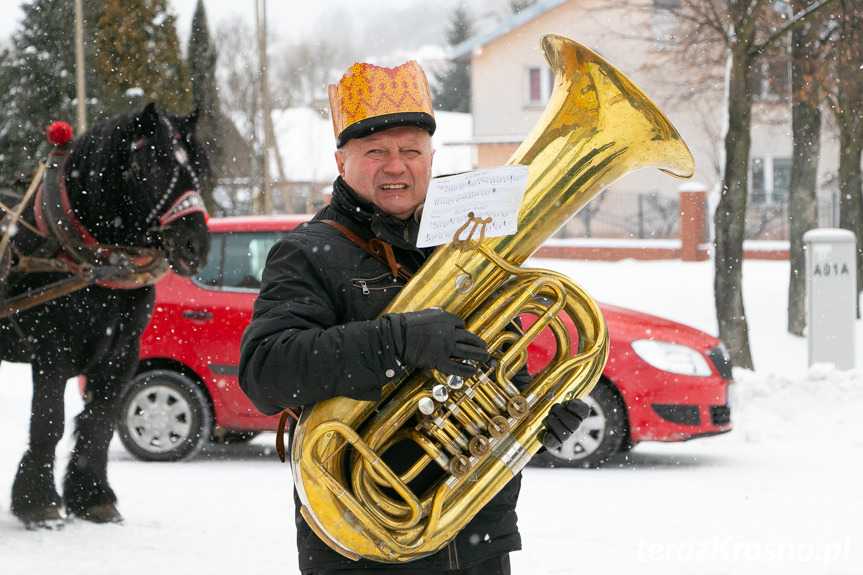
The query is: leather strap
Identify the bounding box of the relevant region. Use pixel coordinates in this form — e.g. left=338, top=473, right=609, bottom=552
left=320, top=219, right=413, bottom=281
left=275, top=407, right=302, bottom=463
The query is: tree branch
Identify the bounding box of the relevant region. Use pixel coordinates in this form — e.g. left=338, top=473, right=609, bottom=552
left=751, top=0, right=842, bottom=57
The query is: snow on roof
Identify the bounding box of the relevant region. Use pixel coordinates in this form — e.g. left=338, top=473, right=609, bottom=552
left=270, top=108, right=336, bottom=183
left=270, top=108, right=476, bottom=183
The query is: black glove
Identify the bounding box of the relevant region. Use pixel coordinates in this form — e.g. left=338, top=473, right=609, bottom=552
left=542, top=399, right=591, bottom=450
left=388, top=308, right=489, bottom=378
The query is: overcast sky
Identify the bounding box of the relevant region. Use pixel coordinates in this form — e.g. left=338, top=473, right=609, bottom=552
left=1, top=0, right=507, bottom=51
left=0, top=1, right=360, bottom=43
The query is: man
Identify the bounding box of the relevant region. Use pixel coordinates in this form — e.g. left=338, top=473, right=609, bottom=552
left=239, top=60, right=588, bottom=575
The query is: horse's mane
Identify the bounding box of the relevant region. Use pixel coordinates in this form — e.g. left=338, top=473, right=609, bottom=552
left=62, top=105, right=208, bottom=242
left=66, top=110, right=138, bottom=199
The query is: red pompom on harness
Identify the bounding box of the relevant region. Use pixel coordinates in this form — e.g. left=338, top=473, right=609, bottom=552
left=46, top=121, right=73, bottom=146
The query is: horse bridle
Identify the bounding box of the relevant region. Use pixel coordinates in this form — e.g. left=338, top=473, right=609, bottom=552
left=0, top=118, right=207, bottom=319
left=134, top=115, right=207, bottom=231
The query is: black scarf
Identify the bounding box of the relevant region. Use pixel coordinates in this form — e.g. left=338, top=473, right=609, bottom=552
left=327, top=176, right=428, bottom=255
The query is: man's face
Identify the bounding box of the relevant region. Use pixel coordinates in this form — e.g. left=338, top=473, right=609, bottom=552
left=335, top=126, right=434, bottom=220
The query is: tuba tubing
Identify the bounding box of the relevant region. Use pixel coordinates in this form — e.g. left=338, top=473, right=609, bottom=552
left=291, top=33, right=695, bottom=563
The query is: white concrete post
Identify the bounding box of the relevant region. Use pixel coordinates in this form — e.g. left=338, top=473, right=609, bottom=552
left=804, top=229, right=857, bottom=370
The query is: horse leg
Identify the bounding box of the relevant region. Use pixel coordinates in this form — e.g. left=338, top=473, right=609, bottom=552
left=62, top=345, right=136, bottom=524
left=63, top=391, right=122, bottom=523
left=11, top=363, right=67, bottom=529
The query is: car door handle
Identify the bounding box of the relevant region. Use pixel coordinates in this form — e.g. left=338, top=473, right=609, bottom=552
left=182, top=310, right=214, bottom=321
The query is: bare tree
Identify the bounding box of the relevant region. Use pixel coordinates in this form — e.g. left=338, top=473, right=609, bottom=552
left=215, top=20, right=264, bottom=214
left=787, top=0, right=830, bottom=335
left=824, top=2, right=863, bottom=311
left=271, top=39, right=345, bottom=110
left=649, top=0, right=838, bottom=368
left=620, top=0, right=840, bottom=348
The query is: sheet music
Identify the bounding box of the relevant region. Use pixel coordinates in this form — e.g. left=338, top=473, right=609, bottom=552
left=417, top=165, right=529, bottom=248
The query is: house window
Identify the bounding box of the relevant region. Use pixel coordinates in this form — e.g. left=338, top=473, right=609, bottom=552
left=526, top=66, right=554, bottom=107
left=751, top=158, right=766, bottom=204
left=772, top=158, right=791, bottom=201
left=750, top=157, right=790, bottom=205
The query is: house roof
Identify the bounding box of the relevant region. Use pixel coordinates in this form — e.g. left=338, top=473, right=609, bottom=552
left=447, top=0, right=569, bottom=61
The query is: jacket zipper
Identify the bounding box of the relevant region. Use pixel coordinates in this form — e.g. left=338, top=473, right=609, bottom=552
left=352, top=272, right=402, bottom=295
left=447, top=539, right=460, bottom=569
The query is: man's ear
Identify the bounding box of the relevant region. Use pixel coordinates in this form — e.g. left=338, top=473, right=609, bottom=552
left=335, top=150, right=347, bottom=178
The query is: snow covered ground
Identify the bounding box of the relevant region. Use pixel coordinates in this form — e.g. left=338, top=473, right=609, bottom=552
left=1, top=258, right=861, bottom=575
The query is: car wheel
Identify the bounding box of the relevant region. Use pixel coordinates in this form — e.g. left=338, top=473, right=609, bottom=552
left=117, top=370, right=214, bottom=462
left=619, top=438, right=639, bottom=452
left=531, top=382, right=627, bottom=468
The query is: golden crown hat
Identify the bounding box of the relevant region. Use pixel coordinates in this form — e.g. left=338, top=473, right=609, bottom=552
left=328, top=60, right=436, bottom=148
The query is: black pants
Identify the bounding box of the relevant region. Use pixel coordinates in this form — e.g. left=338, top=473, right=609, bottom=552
left=311, top=554, right=511, bottom=575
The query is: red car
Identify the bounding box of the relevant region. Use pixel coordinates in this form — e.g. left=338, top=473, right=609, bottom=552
left=98, top=215, right=732, bottom=467
left=526, top=303, right=732, bottom=467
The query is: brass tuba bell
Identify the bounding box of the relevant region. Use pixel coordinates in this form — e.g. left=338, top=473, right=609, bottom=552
left=290, top=33, right=695, bottom=562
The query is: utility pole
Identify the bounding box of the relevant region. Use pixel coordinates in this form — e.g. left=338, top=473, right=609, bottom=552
left=255, top=0, right=273, bottom=214
left=255, top=0, right=289, bottom=214
left=74, top=0, right=87, bottom=132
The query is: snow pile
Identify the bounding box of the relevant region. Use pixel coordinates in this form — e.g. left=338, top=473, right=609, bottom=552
left=730, top=364, right=862, bottom=445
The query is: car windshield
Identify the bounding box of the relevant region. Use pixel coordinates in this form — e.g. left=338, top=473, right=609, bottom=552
left=194, top=232, right=283, bottom=291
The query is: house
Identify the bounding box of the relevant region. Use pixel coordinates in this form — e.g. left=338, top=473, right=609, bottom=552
left=448, top=0, right=841, bottom=242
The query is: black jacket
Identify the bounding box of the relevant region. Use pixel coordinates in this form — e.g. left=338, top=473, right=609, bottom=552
left=239, top=177, right=523, bottom=573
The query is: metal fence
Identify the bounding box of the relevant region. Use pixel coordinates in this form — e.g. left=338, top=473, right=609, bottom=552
left=553, top=191, right=680, bottom=240
left=552, top=190, right=840, bottom=242
left=744, top=195, right=839, bottom=241
left=210, top=181, right=841, bottom=243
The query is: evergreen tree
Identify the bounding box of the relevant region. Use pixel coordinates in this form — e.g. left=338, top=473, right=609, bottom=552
left=94, top=0, right=191, bottom=115
left=0, top=0, right=193, bottom=185
left=187, top=0, right=222, bottom=212
left=431, top=6, right=474, bottom=113
left=0, top=0, right=98, bottom=184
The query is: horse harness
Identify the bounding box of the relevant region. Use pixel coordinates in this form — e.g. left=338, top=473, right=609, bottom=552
left=139, top=114, right=205, bottom=230
left=0, top=131, right=206, bottom=320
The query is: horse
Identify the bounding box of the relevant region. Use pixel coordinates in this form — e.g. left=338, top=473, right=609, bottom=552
left=0, top=103, right=211, bottom=529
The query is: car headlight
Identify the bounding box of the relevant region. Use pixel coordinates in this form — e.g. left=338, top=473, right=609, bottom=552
left=630, top=339, right=714, bottom=376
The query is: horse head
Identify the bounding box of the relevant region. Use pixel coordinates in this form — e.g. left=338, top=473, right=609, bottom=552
left=65, top=102, right=211, bottom=278
left=128, top=103, right=211, bottom=276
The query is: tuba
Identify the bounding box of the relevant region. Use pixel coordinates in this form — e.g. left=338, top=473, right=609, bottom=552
left=291, top=34, right=695, bottom=562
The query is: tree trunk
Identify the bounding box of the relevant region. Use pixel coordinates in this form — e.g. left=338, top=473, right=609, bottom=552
left=786, top=19, right=821, bottom=336
left=836, top=125, right=863, bottom=311
left=826, top=0, right=863, bottom=311
left=714, top=45, right=754, bottom=369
